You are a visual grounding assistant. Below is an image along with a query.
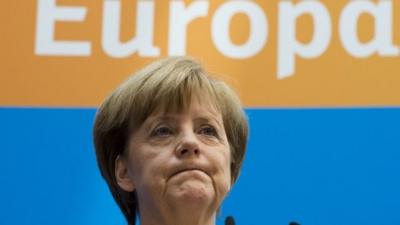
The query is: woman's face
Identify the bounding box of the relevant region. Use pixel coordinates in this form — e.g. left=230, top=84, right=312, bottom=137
left=116, top=97, right=231, bottom=214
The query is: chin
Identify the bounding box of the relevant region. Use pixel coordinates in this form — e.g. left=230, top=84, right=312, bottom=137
left=167, top=183, right=215, bottom=206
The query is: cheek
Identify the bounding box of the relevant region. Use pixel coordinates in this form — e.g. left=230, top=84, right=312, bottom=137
left=223, top=155, right=232, bottom=192
left=128, top=148, right=170, bottom=191
left=213, top=148, right=232, bottom=197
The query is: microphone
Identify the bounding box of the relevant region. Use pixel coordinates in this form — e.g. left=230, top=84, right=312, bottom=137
left=224, top=215, right=300, bottom=225
left=225, top=216, right=235, bottom=225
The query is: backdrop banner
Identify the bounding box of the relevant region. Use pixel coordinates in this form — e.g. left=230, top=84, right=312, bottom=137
left=2, top=0, right=400, bottom=107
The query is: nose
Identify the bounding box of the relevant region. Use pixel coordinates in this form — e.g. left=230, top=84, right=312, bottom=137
left=175, top=130, right=200, bottom=158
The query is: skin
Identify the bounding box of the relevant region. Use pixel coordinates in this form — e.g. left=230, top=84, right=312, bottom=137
left=115, top=97, right=232, bottom=225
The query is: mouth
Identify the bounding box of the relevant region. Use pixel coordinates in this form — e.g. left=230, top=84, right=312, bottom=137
left=173, top=168, right=206, bottom=176
left=168, top=167, right=209, bottom=181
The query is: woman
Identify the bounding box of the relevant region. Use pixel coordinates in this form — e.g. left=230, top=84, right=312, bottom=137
left=93, top=57, right=248, bottom=225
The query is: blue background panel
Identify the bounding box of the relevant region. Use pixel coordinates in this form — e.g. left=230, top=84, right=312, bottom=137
left=1, top=108, right=399, bottom=225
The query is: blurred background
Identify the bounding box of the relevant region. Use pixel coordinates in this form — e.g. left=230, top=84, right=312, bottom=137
left=1, top=1, right=400, bottom=225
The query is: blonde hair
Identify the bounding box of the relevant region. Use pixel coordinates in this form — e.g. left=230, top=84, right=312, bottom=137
left=93, top=56, right=248, bottom=225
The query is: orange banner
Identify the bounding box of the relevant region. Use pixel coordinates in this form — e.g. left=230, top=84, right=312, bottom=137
left=1, top=0, right=400, bottom=107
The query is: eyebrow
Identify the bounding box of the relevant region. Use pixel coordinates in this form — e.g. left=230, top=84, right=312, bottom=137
left=193, top=117, right=223, bottom=129
left=146, top=114, right=223, bottom=129
left=143, top=115, right=175, bottom=129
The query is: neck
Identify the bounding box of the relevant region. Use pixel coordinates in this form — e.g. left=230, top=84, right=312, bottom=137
left=139, top=203, right=217, bottom=225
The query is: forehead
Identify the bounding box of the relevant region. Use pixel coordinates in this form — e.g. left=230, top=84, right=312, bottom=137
left=149, top=95, right=222, bottom=121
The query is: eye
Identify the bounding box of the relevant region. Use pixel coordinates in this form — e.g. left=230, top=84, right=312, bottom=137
left=151, top=126, right=173, bottom=138
left=199, top=125, right=218, bottom=137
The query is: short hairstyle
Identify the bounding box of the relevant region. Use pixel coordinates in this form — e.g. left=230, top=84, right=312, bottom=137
left=93, top=56, right=248, bottom=225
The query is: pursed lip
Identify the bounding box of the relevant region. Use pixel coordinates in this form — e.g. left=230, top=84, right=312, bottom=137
left=168, top=165, right=210, bottom=180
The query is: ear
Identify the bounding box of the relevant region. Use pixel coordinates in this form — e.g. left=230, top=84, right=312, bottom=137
left=115, top=155, right=135, bottom=192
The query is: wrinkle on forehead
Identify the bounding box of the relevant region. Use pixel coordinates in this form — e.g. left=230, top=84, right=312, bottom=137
left=146, top=102, right=224, bottom=130
left=153, top=93, right=221, bottom=118
left=129, top=93, right=221, bottom=136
